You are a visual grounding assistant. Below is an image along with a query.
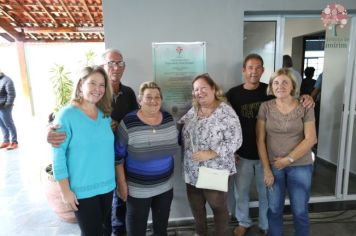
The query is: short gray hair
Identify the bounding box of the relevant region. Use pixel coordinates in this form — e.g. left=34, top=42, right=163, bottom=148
left=101, top=48, right=123, bottom=63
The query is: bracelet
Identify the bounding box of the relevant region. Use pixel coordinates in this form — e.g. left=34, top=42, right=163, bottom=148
left=287, top=156, right=295, bottom=163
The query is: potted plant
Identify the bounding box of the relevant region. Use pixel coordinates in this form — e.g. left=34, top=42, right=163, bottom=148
left=48, top=64, right=73, bottom=123
left=44, top=64, right=76, bottom=223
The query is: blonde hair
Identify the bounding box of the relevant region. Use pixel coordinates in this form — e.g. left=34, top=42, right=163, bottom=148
left=267, top=68, right=297, bottom=97
left=72, top=66, right=112, bottom=117
left=191, top=73, right=226, bottom=109
left=138, top=81, right=162, bottom=100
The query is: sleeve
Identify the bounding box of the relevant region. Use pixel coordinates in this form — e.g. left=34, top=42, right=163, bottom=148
left=209, top=104, right=243, bottom=158
left=257, top=101, right=268, bottom=121
left=178, top=107, right=194, bottom=125
left=5, top=79, right=16, bottom=106
left=303, top=107, right=315, bottom=123
left=115, top=120, right=129, bottom=165
left=314, top=74, right=322, bottom=89
left=225, top=89, right=232, bottom=103
left=128, top=87, right=139, bottom=110
left=52, top=108, right=72, bottom=181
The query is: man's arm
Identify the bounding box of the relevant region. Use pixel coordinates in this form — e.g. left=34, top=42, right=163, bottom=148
left=311, top=73, right=322, bottom=101
left=5, top=79, right=16, bottom=106
left=310, top=88, right=321, bottom=101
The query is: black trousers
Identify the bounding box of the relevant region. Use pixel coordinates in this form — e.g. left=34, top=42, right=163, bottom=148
left=126, top=189, right=173, bottom=236
left=74, top=191, right=113, bottom=236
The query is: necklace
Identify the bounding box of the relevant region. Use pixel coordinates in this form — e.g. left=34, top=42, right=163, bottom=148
left=198, top=108, right=210, bottom=118
left=151, top=126, right=156, bottom=133
left=198, top=102, right=218, bottom=118
left=138, top=110, right=161, bottom=133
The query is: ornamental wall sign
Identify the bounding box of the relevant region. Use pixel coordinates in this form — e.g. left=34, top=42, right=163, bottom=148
left=321, top=3, right=348, bottom=37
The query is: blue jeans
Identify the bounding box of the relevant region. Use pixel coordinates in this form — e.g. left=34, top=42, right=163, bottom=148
left=267, top=164, right=313, bottom=236
left=0, top=105, right=17, bottom=143
left=235, top=157, right=268, bottom=230
left=228, top=173, right=238, bottom=218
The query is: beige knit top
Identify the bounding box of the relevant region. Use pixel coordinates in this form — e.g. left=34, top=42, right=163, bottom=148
left=257, top=99, right=315, bottom=166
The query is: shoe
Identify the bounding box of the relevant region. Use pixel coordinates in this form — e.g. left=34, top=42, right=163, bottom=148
left=233, top=226, right=249, bottom=236
left=0, top=142, right=10, bottom=149
left=6, top=142, right=18, bottom=150
left=259, top=228, right=268, bottom=235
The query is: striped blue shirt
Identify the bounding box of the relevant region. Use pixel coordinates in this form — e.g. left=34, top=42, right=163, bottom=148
left=115, top=110, right=179, bottom=198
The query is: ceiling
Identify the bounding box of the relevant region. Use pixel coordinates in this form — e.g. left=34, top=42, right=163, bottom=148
left=0, top=0, right=104, bottom=43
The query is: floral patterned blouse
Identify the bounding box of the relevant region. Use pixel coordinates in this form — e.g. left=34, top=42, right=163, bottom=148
left=179, top=102, right=243, bottom=186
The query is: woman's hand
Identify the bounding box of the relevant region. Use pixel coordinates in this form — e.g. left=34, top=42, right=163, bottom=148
left=60, top=189, right=79, bottom=211
left=192, top=150, right=217, bottom=162
left=111, top=120, right=119, bottom=132
left=264, top=168, right=274, bottom=187
left=273, top=157, right=290, bottom=170
left=117, top=180, right=128, bottom=202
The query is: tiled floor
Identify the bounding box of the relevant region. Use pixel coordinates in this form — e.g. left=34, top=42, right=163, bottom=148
left=0, top=116, right=81, bottom=236
left=2, top=115, right=356, bottom=235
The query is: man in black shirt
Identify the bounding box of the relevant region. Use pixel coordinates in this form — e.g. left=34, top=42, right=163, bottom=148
left=47, top=49, right=138, bottom=236
left=102, top=49, right=138, bottom=132
left=226, top=54, right=270, bottom=236
left=102, top=49, right=138, bottom=236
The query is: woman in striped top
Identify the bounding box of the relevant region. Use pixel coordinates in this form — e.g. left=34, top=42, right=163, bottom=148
left=115, top=81, right=179, bottom=236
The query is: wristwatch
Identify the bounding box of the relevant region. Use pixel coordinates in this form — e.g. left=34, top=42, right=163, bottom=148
left=287, top=156, right=295, bottom=164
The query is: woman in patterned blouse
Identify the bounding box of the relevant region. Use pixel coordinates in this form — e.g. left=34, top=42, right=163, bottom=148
left=179, top=73, right=242, bottom=235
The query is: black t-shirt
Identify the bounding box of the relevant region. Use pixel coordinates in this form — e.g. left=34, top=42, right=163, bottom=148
left=111, top=83, right=139, bottom=123
left=226, top=83, right=273, bottom=160
left=300, top=78, right=316, bottom=95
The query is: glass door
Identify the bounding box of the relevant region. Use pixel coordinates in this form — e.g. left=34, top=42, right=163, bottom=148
left=341, top=16, right=356, bottom=198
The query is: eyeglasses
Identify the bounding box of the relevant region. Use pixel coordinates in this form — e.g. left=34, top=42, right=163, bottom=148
left=107, top=61, right=125, bottom=68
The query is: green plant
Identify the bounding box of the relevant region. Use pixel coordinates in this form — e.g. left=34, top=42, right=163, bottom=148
left=83, top=49, right=96, bottom=66
left=50, top=64, right=73, bottom=114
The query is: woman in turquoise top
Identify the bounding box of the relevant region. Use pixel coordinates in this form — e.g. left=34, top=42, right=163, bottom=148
left=52, top=66, right=115, bottom=236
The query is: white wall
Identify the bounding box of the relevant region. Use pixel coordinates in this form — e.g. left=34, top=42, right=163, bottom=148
left=103, top=0, right=356, bottom=94
left=103, top=0, right=244, bottom=93
left=284, top=18, right=325, bottom=56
